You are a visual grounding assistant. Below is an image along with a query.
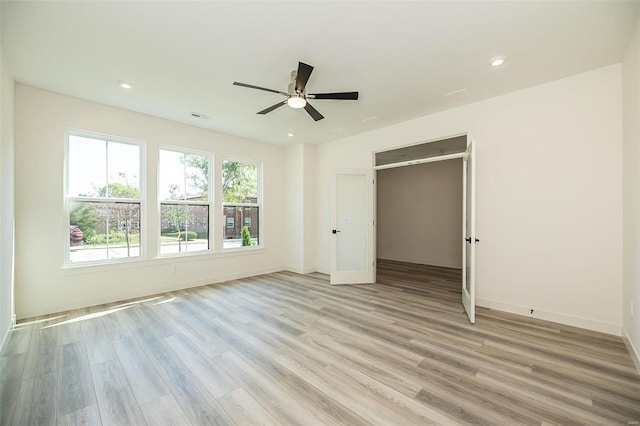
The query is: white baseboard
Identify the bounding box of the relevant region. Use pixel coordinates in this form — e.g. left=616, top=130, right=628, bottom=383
left=476, top=297, right=622, bottom=336
left=17, top=266, right=286, bottom=320
left=163, top=266, right=286, bottom=292
left=284, top=266, right=317, bottom=275
left=115, top=265, right=288, bottom=306
left=377, top=257, right=461, bottom=270
left=0, top=314, right=16, bottom=356
left=202, top=266, right=285, bottom=286
left=623, top=327, right=640, bottom=375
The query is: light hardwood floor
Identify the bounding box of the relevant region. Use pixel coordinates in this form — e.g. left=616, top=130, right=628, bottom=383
left=1, top=259, right=639, bottom=425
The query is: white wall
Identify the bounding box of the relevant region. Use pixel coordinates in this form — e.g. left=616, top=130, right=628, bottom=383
left=285, top=144, right=304, bottom=272
left=377, top=159, right=462, bottom=268
left=284, top=143, right=316, bottom=274
left=316, top=64, right=623, bottom=335
left=302, top=144, right=317, bottom=272
left=0, top=11, right=16, bottom=351
left=622, top=15, right=640, bottom=371
left=14, top=85, right=287, bottom=319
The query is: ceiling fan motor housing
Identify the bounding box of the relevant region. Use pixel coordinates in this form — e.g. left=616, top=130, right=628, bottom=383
left=287, top=80, right=302, bottom=96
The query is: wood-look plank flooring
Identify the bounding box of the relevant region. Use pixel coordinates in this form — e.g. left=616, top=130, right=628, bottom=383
left=1, top=259, right=639, bottom=425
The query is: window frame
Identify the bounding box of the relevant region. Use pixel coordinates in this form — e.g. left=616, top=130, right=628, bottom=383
left=64, top=130, right=146, bottom=266
left=221, top=157, right=263, bottom=251
left=157, top=146, right=213, bottom=257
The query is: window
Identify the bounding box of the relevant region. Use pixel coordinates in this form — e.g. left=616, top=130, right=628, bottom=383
left=66, top=133, right=142, bottom=263
left=159, top=149, right=210, bottom=255
left=222, top=159, right=260, bottom=249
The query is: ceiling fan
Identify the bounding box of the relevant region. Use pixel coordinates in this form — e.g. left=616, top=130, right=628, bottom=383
left=233, top=62, right=359, bottom=121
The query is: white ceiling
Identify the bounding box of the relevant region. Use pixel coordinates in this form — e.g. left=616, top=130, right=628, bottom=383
left=2, top=1, right=638, bottom=147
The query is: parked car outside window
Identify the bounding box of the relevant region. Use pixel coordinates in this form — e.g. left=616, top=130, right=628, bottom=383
left=69, top=225, right=83, bottom=244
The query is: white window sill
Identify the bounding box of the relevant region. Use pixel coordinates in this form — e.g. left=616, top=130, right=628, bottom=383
left=62, top=246, right=266, bottom=275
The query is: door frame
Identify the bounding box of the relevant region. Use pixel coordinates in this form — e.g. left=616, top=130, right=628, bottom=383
left=373, top=133, right=476, bottom=322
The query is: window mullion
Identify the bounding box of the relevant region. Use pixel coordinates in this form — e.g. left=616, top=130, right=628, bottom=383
left=69, top=197, right=142, bottom=203
left=105, top=140, right=109, bottom=198
left=182, top=153, right=187, bottom=202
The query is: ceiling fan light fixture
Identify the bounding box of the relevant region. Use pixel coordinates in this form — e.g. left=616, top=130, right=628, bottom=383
left=287, top=95, right=306, bottom=109
left=489, top=56, right=506, bottom=67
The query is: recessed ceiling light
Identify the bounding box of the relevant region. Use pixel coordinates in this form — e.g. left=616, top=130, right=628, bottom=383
left=119, top=81, right=133, bottom=89
left=489, top=56, right=506, bottom=67
left=288, top=132, right=295, bottom=137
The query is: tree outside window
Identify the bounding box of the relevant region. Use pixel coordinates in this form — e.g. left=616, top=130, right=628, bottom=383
left=159, top=149, right=210, bottom=255
left=222, top=160, right=260, bottom=248
left=181, top=157, right=261, bottom=249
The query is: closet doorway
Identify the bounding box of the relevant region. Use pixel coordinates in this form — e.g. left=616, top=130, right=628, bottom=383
left=374, top=135, right=477, bottom=322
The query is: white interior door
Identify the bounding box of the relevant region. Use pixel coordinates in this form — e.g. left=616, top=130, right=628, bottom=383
left=462, top=140, right=477, bottom=323
left=330, top=169, right=375, bottom=285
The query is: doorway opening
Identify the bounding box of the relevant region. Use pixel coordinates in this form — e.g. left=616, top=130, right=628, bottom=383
left=374, top=134, right=476, bottom=322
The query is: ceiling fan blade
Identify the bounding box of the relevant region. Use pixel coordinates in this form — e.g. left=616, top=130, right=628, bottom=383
left=233, top=82, right=288, bottom=96
left=308, top=91, right=359, bottom=100
left=257, top=101, right=287, bottom=115
left=304, top=102, right=324, bottom=121
left=295, top=62, right=314, bottom=94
